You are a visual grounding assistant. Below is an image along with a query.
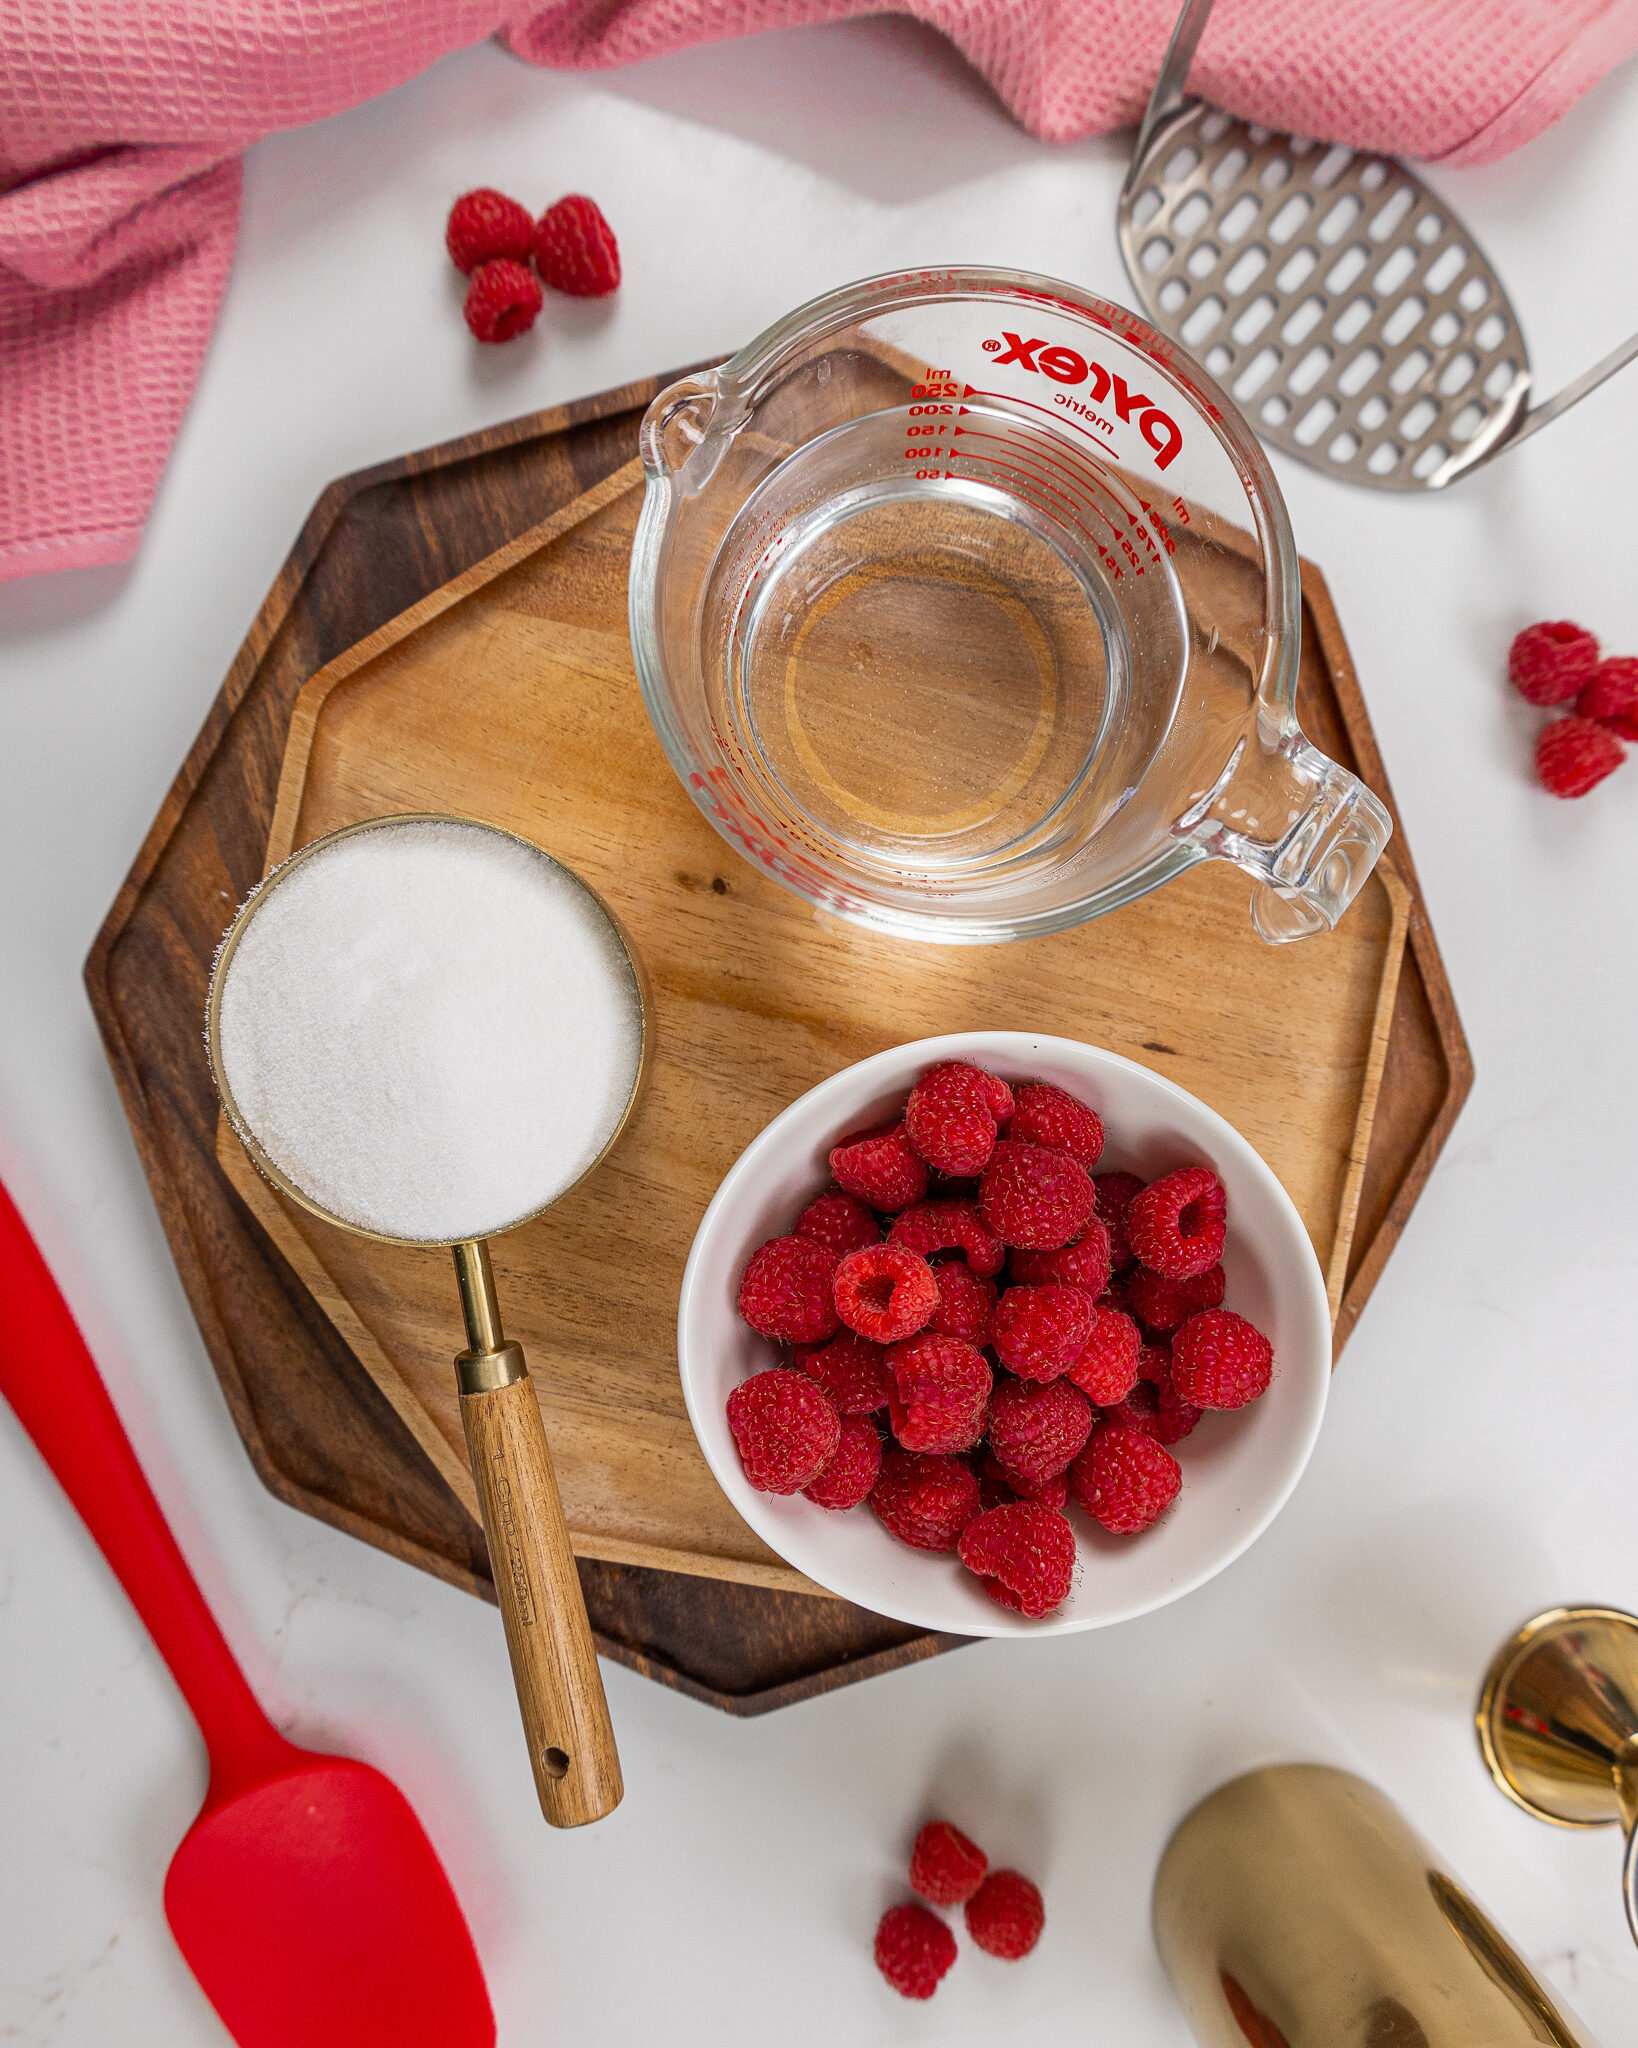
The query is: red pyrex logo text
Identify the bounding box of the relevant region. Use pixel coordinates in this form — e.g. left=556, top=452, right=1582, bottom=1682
left=983, top=333, right=1184, bottom=470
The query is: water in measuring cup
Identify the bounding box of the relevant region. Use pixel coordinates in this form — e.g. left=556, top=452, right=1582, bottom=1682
left=710, top=404, right=1188, bottom=879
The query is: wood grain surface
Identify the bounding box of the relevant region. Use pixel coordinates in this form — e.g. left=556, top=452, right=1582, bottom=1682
left=85, top=372, right=1472, bottom=1713
left=222, top=462, right=1408, bottom=1596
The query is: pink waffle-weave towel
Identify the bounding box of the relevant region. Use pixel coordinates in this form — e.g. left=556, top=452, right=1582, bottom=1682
left=3, top=0, right=1636, bottom=581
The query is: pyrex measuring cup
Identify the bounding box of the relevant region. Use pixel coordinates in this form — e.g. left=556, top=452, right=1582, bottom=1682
left=630, top=267, right=1392, bottom=944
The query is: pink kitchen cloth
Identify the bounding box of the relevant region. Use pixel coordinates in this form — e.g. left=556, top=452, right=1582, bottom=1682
left=3, top=0, right=1636, bottom=583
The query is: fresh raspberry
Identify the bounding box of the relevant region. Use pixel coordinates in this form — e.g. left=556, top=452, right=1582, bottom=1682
left=1536, top=716, right=1625, bottom=798
left=1152, top=1366, right=1203, bottom=1444
left=834, top=1243, right=938, bottom=1343
left=870, top=1450, right=981, bottom=1551
left=830, top=1122, right=929, bottom=1210
left=905, top=1062, right=1014, bottom=1176
left=909, top=1821, right=988, bottom=1906
left=985, top=1377, right=1093, bottom=1488
left=1005, top=1082, right=1104, bottom=1169
left=977, top=1455, right=1020, bottom=1510
left=992, top=1283, right=1097, bottom=1382
left=795, top=1189, right=880, bottom=1258
left=802, top=1413, right=883, bottom=1509
left=462, top=257, right=544, bottom=343
left=725, top=1370, right=840, bottom=1493
left=1578, top=656, right=1638, bottom=741
left=1093, top=1170, right=1144, bottom=1270
left=980, top=1141, right=1095, bottom=1251
left=887, top=1334, right=991, bottom=1453
left=889, top=1198, right=1006, bottom=1277
left=1125, top=1166, right=1226, bottom=1280
left=445, top=188, right=536, bottom=273
left=797, top=1329, right=892, bottom=1414
left=1171, top=1308, right=1273, bottom=1408
left=874, top=1902, right=957, bottom=1998
left=928, top=1260, right=998, bottom=1347
left=957, top=1502, right=1076, bottom=1617
left=1126, top=1262, right=1226, bottom=1334
left=1508, top=620, right=1600, bottom=706
left=1063, top=1304, right=1141, bottom=1404
left=964, top=1870, right=1045, bottom=1958
left=737, top=1234, right=841, bottom=1343
left=1137, top=1341, right=1172, bottom=1383
left=1069, top=1422, right=1181, bottom=1533
left=1101, top=1378, right=1161, bottom=1436
left=1009, top=1218, right=1112, bottom=1297
left=986, top=1459, right=1069, bottom=1510
left=533, top=194, right=621, bottom=297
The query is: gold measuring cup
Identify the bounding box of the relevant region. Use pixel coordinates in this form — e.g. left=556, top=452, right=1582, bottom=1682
left=1479, top=1605, right=1638, bottom=1947
left=207, top=814, right=647, bottom=1828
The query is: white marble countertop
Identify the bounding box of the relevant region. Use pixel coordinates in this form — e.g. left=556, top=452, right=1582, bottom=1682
left=4, top=21, right=1638, bottom=2043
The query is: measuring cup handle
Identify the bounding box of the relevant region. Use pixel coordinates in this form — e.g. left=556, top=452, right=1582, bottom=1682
left=457, top=1352, right=623, bottom=1828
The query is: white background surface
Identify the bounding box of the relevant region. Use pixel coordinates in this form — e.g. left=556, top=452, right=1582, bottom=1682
left=3, top=20, right=1638, bottom=2043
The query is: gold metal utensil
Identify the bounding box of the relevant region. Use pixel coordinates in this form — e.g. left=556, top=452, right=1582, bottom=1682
left=1154, top=1763, right=1602, bottom=2046
left=1478, top=1605, right=1638, bottom=1946
left=207, top=814, right=647, bottom=1829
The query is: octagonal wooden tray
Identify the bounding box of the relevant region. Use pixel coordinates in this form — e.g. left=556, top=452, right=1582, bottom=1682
left=87, top=370, right=1471, bottom=1713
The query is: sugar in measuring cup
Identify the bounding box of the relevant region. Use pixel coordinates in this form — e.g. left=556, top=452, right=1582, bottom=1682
left=207, top=813, right=646, bottom=1827
left=630, top=267, right=1391, bottom=945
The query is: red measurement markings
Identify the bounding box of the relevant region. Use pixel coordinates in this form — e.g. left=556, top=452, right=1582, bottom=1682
left=956, top=389, right=1165, bottom=567
left=943, top=447, right=1127, bottom=581
left=953, top=431, right=1161, bottom=575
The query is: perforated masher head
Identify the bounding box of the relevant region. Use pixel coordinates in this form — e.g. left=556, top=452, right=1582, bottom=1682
left=1117, top=0, right=1638, bottom=490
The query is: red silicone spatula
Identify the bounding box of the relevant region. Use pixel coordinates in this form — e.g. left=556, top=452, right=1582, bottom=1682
left=0, top=1175, right=495, bottom=2048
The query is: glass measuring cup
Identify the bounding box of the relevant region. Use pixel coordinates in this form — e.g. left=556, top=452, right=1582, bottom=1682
left=630, top=267, right=1391, bottom=944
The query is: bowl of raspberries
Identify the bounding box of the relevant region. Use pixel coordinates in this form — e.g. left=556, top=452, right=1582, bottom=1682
left=678, top=1034, right=1330, bottom=1634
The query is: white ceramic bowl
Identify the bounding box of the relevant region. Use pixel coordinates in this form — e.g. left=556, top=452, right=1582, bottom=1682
left=678, top=1033, right=1331, bottom=1636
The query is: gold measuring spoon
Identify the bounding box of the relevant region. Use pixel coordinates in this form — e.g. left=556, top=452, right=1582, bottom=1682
left=207, top=813, right=647, bottom=1828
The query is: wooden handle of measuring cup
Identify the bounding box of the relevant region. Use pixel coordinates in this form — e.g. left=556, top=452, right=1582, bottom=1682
left=453, top=1247, right=622, bottom=1827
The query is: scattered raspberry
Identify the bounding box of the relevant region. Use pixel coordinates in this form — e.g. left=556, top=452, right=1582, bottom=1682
left=909, top=1821, right=988, bottom=1906
left=1536, top=716, right=1625, bottom=798
left=964, top=1870, right=1045, bottom=1959
left=1069, top=1422, right=1181, bottom=1533
left=957, top=1502, right=1076, bottom=1617
left=1508, top=620, right=1600, bottom=706
left=737, top=1234, right=841, bottom=1344
left=870, top=1450, right=981, bottom=1551
left=1093, top=1170, right=1144, bottom=1270
left=1125, top=1166, right=1226, bottom=1280
left=1063, top=1304, right=1141, bottom=1404
left=462, top=258, right=544, bottom=343
left=1009, top=1218, right=1112, bottom=1297
left=874, top=1902, right=957, bottom=1998
left=445, top=188, right=536, bottom=274
left=905, top=1062, right=1014, bottom=1176
left=889, top=1198, right=1006, bottom=1277
left=795, top=1189, right=880, bottom=1258
left=1005, top=1081, right=1104, bottom=1169
left=831, top=1122, right=929, bottom=1210
left=834, top=1243, right=938, bottom=1344
left=1126, top=1262, right=1226, bottom=1334
left=802, top=1413, right=883, bottom=1509
left=1578, top=657, right=1638, bottom=741
left=797, top=1329, right=892, bottom=1414
left=992, top=1283, right=1097, bottom=1382
left=533, top=193, right=621, bottom=297
left=1171, top=1308, right=1273, bottom=1409
left=985, top=1377, right=1093, bottom=1488
left=980, top=1141, right=1095, bottom=1251
left=887, top=1334, right=991, bottom=1453
left=725, top=1370, right=840, bottom=1494
left=928, top=1260, right=998, bottom=1347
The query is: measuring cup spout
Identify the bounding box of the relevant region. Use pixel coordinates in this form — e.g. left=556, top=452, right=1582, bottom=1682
left=1182, top=728, right=1393, bottom=943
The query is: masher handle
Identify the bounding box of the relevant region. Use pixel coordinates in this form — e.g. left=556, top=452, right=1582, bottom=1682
left=451, top=1246, right=621, bottom=1830
left=1128, top=0, right=1220, bottom=188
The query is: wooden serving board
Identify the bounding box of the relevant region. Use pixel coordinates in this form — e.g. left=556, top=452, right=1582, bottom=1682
left=88, top=371, right=1472, bottom=1712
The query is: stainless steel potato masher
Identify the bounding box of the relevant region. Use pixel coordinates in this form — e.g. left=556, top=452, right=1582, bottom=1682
left=1118, top=0, right=1638, bottom=489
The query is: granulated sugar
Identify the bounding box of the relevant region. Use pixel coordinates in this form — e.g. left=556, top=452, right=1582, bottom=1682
left=215, top=819, right=643, bottom=1241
